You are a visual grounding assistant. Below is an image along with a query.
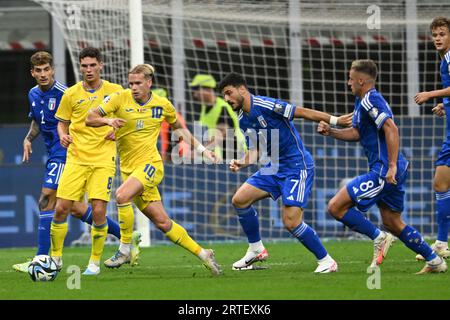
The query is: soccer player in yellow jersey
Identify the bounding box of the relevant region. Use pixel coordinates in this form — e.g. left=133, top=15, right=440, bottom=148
left=51, top=47, right=124, bottom=275
left=86, top=64, right=222, bottom=276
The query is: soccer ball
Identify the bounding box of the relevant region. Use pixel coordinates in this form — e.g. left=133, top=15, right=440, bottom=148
left=28, top=255, right=59, bottom=282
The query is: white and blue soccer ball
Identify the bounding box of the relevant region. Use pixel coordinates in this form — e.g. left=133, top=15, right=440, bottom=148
left=28, top=255, right=59, bottom=282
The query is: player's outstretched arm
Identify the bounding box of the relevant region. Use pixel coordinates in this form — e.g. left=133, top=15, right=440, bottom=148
left=414, top=87, right=450, bottom=105
left=22, top=119, right=40, bottom=162
left=294, top=107, right=353, bottom=127
left=317, top=120, right=360, bottom=141
left=170, top=119, right=218, bottom=163
left=382, top=118, right=400, bottom=185
left=85, top=108, right=126, bottom=129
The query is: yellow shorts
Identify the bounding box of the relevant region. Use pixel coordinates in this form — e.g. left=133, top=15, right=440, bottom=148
left=57, top=163, right=115, bottom=202
left=121, top=161, right=164, bottom=211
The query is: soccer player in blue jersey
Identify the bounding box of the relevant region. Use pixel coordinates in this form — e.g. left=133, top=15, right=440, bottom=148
left=218, top=72, right=352, bottom=273
left=318, top=59, right=447, bottom=274
left=12, top=51, right=121, bottom=273
left=414, top=16, right=450, bottom=261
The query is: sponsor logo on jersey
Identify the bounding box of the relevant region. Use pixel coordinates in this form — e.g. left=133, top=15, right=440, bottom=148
left=137, top=108, right=148, bottom=113
left=32, top=101, right=36, bottom=107
left=273, top=103, right=284, bottom=114
left=125, top=108, right=134, bottom=112
left=48, top=98, right=56, bottom=110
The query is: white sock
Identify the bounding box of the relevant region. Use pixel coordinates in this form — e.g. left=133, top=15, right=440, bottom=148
left=198, top=248, right=208, bottom=261
left=428, top=255, right=442, bottom=265
left=374, top=231, right=384, bottom=242
left=89, top=260, right=100, bottom=267
left=119, top=242, right=131, bottom=256
left=249, top=240, right=264, bottom=252
left=318, top=254, right=332, bottom=263
left=435, top=240, right=448, bottom=248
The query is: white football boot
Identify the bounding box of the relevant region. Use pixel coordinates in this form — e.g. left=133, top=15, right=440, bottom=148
left=12, top=260, right=31, bottom=273
left=201, top=249, right=223, bottom=276
left=370, top=231, right=395, bottom=268
left=130, top=231, right=142, bottom=266
left=83, top=262, right=101, bottom=275
left=416, top=256, right=448, bottom=275
left=416, top=243, right=450, bottom=261
left=104, top=250, right=130, bottom=268
left=314, top=255, right=338, bottom=274
left=232, top=248, right=269, bottom=270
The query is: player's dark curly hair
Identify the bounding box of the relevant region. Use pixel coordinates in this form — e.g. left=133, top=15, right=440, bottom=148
left=218, top=72, right=248, bottom=92
left=430, top=17, right=450, bottom=32
left=79, top=47, right=102, bottom=62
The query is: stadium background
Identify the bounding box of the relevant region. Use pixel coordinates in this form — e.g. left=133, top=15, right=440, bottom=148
left=0, top=0, right=447, bottom=248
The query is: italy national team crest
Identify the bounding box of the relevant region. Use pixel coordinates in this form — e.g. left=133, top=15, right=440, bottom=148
left=257, top=115, right=268, bottom=128
left=48, top=98, right=56, bottom=110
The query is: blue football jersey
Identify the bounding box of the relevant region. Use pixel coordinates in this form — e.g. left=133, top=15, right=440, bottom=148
left=352, top=88, right=409, bottom=177
left=28, top=81, right=67, bottom=161
left=238, top=95, right=314, bottom=169
left=440, top=50, right=450, bottom=143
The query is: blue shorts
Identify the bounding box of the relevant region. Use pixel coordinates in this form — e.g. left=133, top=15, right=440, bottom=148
left=435, top=141, right=450, bottom=167
left=42, top=160, right=66, bottom=190
left=346, top=170, right=407, bottom=213
left=246, top=167, right=314, bottom=208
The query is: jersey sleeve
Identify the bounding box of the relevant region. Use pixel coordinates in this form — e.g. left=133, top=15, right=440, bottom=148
left=164, top=100, right=178, bottom=124
left=55, top=92, right=72, bottom=122
left=254, top=97, right=295, bottom=121
left=27, top=92, right=35, bottom=121
left=98, top=91, right=121, bottom=115
left=361, top=94, right=392, bottom=130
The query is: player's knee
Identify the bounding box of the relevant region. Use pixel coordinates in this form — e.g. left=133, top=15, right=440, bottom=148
left=54, top=202, right=70, bottom=220
left=154, top=218, right=172, bottom=233
left=433, top=180, right=449, bottom=193
left=115, top=190, right=131, bottom=205
left=231, top=194, right=250, bottom=209
left=327, top=199, right=342, bottom=219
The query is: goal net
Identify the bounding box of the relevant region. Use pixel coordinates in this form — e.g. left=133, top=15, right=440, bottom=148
left=34, top=0, right=448, bottom=243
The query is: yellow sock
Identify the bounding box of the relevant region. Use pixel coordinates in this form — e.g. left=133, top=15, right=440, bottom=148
left=50, top=220, right=68, bottom=258
left=90, top=222, right=108, bottom=263
left=118, top=203, right=134, bottom=244
left=165, top=220, right=202, bottom=256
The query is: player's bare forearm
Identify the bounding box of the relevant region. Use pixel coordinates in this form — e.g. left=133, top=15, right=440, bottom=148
left=170, top=120, right=201, bottom=149
left=415, top=87, right=450, bottom=104
left=383, top=119, right=399, bottom=168
left=86, top=108, right=109, bottom=127
left=382, top=118, right=399, bottom=184
left=294, top=107, right=352, bottom=127
left=57, top=121, right=70, bottom=137
left=24, top=119, right=40, bottom=142
left=318, top=121, right=360, bottom=141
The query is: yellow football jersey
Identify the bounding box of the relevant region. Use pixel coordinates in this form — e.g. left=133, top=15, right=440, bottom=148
left=55, top=80, right=123, bottom=167
left=98, top=89, right=177, bottom=172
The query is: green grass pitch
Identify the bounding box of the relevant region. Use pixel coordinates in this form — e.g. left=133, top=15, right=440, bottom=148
left=1, top=240, right=449, bottom=300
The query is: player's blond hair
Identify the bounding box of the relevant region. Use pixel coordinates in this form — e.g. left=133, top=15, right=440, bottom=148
left=129, top=64, right=155, bottom=80
left=30, top=51, right=53, bottom=69
left=350, top=59, right=378, bottom=81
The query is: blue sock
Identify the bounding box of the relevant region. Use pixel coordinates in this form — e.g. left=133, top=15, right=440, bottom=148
left=291, top=222, right=328, bottom=260
left=399, top=225, right=437, bottom=261
left=36, top=210, right=54, bottom=255
left=436, top=191, right=450, bottom=242
left=338, top=208, right=381, bottom=240
left=80, top=206, right=121, bottom=239
left=234, top=205, right=261, bottom=243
